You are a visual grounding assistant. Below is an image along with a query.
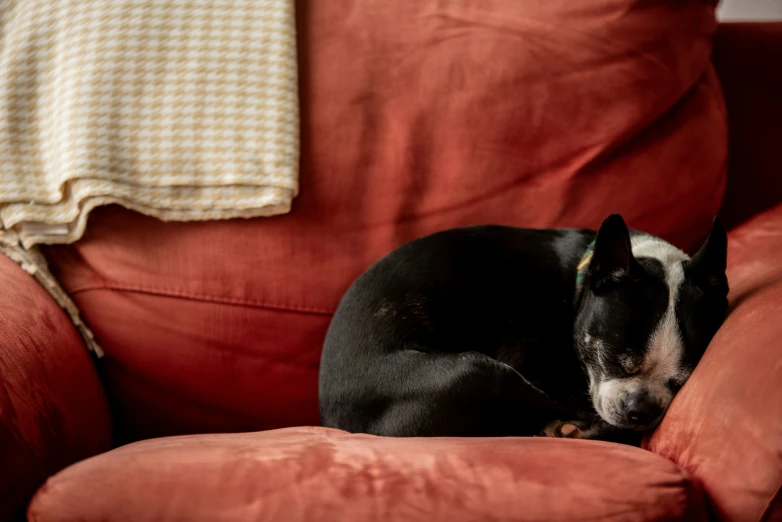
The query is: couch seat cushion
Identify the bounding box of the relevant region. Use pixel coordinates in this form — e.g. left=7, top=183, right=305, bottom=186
left=29, top=427, right=707, bottom=522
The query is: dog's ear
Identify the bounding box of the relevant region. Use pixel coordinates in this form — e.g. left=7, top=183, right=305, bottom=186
left=686, top=217, right=728, bottom=297
left=589, top=214, right=634, bottom=290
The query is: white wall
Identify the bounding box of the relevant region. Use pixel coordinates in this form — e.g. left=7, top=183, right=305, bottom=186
left=717, top=0, right=782, bottom=21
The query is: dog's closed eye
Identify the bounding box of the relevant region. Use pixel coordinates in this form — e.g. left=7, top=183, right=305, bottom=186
left=618, top=354, right=642, bottom=377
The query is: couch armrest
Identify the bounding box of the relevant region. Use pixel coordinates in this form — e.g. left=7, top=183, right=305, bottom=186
left=646, top=203, right=782, bottom=521
left=0, top=255, right=112, bottom=521
left=714, top=22, right=782, bottom=229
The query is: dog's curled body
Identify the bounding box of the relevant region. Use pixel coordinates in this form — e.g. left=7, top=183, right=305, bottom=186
left=319, top=215, right=728, bottom=443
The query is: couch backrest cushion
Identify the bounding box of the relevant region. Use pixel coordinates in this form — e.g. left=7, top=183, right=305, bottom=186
left=45, top=0, right=726, bottom=440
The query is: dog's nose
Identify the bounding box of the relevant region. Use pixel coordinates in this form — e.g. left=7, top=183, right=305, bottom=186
left=622, top=390, right=662, bottom=426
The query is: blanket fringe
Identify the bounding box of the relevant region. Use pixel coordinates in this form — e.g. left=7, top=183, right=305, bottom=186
left=0, top=232, right=104, bottom=358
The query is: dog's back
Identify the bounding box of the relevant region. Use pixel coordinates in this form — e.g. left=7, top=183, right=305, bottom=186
left=319, top=225, right=595, bottom=436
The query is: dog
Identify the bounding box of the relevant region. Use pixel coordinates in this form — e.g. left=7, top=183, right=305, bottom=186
left=318, top=214, right=728, bottom=444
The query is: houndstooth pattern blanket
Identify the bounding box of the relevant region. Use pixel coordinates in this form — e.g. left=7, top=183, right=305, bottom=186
left=0, top=0, right=299, bottom=355
left=0, top=0, right=299, bottom=248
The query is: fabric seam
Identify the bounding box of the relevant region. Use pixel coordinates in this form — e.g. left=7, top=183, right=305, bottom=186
left=69, top=283, right=335, bottom=316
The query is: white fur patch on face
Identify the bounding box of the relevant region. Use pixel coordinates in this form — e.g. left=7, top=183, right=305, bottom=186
left=631, top=236, right=690, bottom=385
left=582, top=334, right=600, bottom=395
left=595, top=377, right=640, bottom=423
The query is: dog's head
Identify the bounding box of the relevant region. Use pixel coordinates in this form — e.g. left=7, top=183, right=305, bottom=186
left=574, top=214, right=728, bottom=431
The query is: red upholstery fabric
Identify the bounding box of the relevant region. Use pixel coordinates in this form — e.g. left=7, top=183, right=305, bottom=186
left=0, top=255, right=112, bottom=521
left=43, top=0, right=726, bottom=442
left=28, top=427, right=708, bottom=522
left=713, top=23, right=782, bottom=229
left=646, top=203, right=782, bottom=522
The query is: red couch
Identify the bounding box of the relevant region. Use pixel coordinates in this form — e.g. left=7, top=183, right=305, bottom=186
left=2, top=2, right=781, bottom=520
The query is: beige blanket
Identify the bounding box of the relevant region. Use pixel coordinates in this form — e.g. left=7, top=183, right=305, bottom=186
left=0, top=0, right=299, bottom=355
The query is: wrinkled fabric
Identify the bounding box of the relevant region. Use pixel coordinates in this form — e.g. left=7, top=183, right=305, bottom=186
left=0, top=255, right=112, bottom=521
left=28, top=427, right=708, bottom=522
left=646, top=203, right=782, bottom=522
left=43, top=0, right=726, bottom=443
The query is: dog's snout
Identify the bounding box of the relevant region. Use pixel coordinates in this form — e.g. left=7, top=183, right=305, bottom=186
left=621, top=390, right=662, bottom=426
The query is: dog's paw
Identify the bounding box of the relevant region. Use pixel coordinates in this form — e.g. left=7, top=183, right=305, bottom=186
left=539, top=420, right=589, bottom=439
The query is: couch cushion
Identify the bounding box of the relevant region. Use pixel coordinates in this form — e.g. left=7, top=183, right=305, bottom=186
left=44, top=0, right=726, bottom=441
left=646, top=203, right=782, bottom=521
left=28, top=427, right=707, bottom=522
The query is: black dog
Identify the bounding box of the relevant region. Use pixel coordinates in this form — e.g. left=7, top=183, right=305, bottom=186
left=319, top=215, right=728, bottom=443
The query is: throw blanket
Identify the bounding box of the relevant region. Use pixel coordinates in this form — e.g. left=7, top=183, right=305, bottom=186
left=0, top=0, right=299, bottom=356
